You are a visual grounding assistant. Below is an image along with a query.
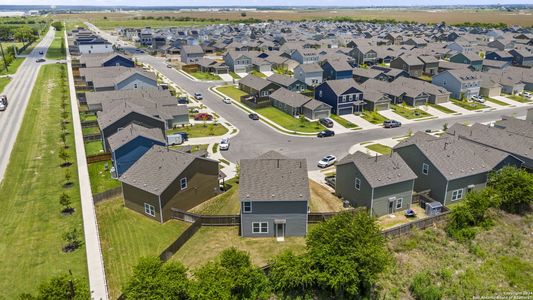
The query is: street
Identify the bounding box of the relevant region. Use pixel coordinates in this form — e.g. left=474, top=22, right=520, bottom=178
left=0, top=28, right=56, bottom=183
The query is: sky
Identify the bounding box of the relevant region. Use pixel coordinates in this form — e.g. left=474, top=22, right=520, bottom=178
left=0, top=0, right=531, bottom=6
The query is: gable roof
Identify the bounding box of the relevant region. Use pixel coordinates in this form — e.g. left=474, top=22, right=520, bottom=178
left=270, top=87, right=311, bottom=108
left=239, top=74, right=273, bottom=91
left=107, top=123, right=166, bottom=152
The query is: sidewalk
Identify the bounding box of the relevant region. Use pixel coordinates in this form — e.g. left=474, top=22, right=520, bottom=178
left=65, top=30, right=109, bottom=300
left=340, top=114, right=380, bottom=130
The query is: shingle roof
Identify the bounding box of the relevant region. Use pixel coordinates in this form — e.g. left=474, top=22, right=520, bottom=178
left=296, top=63, right=323, bottom=73
left=80, top=67, right=156, bottom=89
left=239, top=74, right=272, bottom=91
left=107, top=123, right=166, bottom=151
left=337, top=151, right=417, bottom=188
left=239, top=151, right=310, bottom=202
left=270, top=88, right=312, bottom=108
left=79, top=53, right=133, bottom=68
left=267, top=73, right=299, bottom=87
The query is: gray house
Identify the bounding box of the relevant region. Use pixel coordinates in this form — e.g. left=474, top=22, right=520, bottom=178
left=269, top=88, right=331, bottom=120
left=294, top=63, right=323, bottom=87
left=335, top=151, right=417, bottom=217
left=267, top=73, right=307, bottom=92
left=79, top=67, right=158, bottom=92
left=181, top=45, right=204, bottom=64
left=291, top=49, right=320, bottom=64
left=223, top=51, right=252, bottom=73
left=431, top=69, right=480, bottom=99
left=240, top=151, right=309, bottom=238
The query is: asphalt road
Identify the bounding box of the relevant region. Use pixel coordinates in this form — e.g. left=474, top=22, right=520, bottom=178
left=0, top=28, right=56, bottom=183
left=88, top=23, right=531, bottom=170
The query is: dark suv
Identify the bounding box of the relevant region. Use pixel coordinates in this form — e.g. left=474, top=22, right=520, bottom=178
left=317, top=129, right=335, bottom=138
left=319, top=118, right=334, bottom=128
left=383, top=120, right=402, bottom=128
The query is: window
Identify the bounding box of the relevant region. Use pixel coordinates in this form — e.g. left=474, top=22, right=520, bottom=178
left=133, top=83, right=138, bottom=89
left=355, top=178, right=361, bottom=190
left=443, top=80, right=447, bottom=86
left=396, top=198, right=403, bottom=209
left=243, top=201, right=252, bottom=213
left=252, top=222, right=268, bottom=233
left=318, top=90, right=323, bottom=98
left=261, top=90, right=269, bottom=97
left=180, top=177, right=187, bottom=190
left=422, top=163, right=429, bottom=175
left=144, top=203, right=155, bottom=217
left=451, top=189, right=464, bottom=201
left=342, top=95, right=347, bottom=102
left=348, top=94, right=353, bottom=101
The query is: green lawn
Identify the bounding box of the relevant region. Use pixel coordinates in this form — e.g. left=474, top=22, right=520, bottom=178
left=171, top=226, right=307, bottom=269
left=361, top=110, right=388, bottom=124
left=166, top=123, right=228, bottom=138
left=90, top=18, right=217, bottom=29
left=330, top=114, right=359, bottom=129
left=365, top=143, right=392, bottom=155
left=84, top=140, right=104, bottom=156
left=216, top=85, right=248, bottom=101
left=88, top=160, right=121, bottom=194
left=250, top=69, right=266, bottom=78
left=96, top=197, right=189, bottom=299
left=170, top=144, right=209, bottom=153
left=45, top=30, right=66, bottom=60
left=0, top=57, right=25, bottom=76
left=0, top=64, right=87, bottom=298
left=188, top=71, right=222, bottom=81
left=82, top=126, right=100, bottom=135
left=451, top=99, right=488, bottom=110
left=190, top=178, right=240, bottom=215
left=229, top=71, right=241, bottom=79
left=429, top=103, right=457, bottom=114
left=0, top=76, right=11, bottom=93
left=506, top=94, right=532, bottom=103
left=391, top=104, right=432, bottom=119
left=486, top=97, right=510, bottom=106
left=80, top=112, right=97, bottom=122
left=255, top=106, right=325, bottom=133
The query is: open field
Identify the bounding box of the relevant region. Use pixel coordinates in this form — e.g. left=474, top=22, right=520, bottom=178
left=45, top=30, right=66, bottom=60
left=96, top=197, right=189, bottom=299
left=377, top=211, right=533, bottom=299
left=0, top=76, right=10, bottom=93
left=0, top=64, right=87, bottom=298
left=56, top=9, right=533, bottom=27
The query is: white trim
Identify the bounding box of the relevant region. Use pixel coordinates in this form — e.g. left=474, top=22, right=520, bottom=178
left=422, top=163, right=429, bottom=175
left=355, top=177, right=361, bottom=190
left=396, top=197, right=403, bottom=209
left=443, top=180, right=449, bottom=206
left=252, top=222, right=268, bottom=234
left=242, top=201, right=252, bottom=213
left=180, top=177, right=188, bottom=190
left=451, top=188, right=464, bottom=202
left=370, top=187, right=375, bottom=216
left=144, top=203, right=156, bottom=217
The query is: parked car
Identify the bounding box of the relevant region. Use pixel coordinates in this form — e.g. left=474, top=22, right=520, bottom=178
left=223, top=97, right=232, bottom=104
left=317, top=155, right=336, bottom=168
left=248, top=113, right=259, bottom=120
left=194, top=113, right=213, bottom=121
left=471, top=95, right=485, bottom=103
left=166, top=64, right=172, bottom=68
left=177, top=96, right=189, bottom=104
left=317, top=129, right=335, bottom=138
left=219, top=138, right=230, bottom=150
left=35, top=58, right=45, bottom=63
left=190, top=108, right=200, bottom=114
left=383, top=120, right=401, bottom=128
left=38, top=51, right=43, bottom=55
left=521, top=91, right=532, bottom=99
left=319, top=118, right=334, bottom=128
left=194, top=92, right=203, bottom=100
left=0, top=95, right=7, bottom=111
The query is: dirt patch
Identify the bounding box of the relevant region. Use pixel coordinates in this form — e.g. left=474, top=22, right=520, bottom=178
left=309, top=180, right=345, bottom=212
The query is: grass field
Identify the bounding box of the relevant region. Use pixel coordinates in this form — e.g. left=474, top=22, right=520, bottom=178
left=330, top=114, right=359, bottom=129
left=429, top=103, right=457, bottom=114
left=250, top=69, right=267, bottom=78
left=96, top=197, right=189, bottom=299
left=188, top=71, right=222, bottom=81
left=361, top=110, right=388, bottom=124
left=84, top=140, right=104, bottom=156
left=190, top=178, right=240, bottom=215
left=88, top=160, right=121, bottom=194
left=391, top=104, right=432, bottom=119
left=45, top=30, right=66, bottom=60
left=166, top=123, right=228, bottom=138
left=451, top=99, right=488, bottom=110
left=0, top=64, right=87, bottom=298
left=377, top=211, right=533, bottom=299
left=0, top=57, right=25, bottom=76
left=171, top=226, right=308, bottom=268
left=365, top=143, right=393, bottom=155
left=486, top=97, right=510, bottom=106
left=0, top=76, right=11, bottom=93
left=255, top=106, right=325, bottom=133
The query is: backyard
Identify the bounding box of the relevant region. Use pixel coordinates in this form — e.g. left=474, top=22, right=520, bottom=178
left=88, top=160, right=121, bottom=194
left=84, top=140, right=104, bottom=156
left=365, top=143, right=393, bottom=155
left=361, top=110, right=387, bottom=124
left=308, top=180, right=345, bottom=212
left=0, top=64, right=87, bottom=298
left=217, top=85, right=247, bottom=101
left=391, top=104, right=432, bottom=119
left=166, top=123, right=229, bottom=138
left=451, top=99, right=488, bottom=111
left=250, top=69, right=267, bottom=78
left=189, top=178, right=240, bottom=215
left=96, top=197, right=189, bottom=299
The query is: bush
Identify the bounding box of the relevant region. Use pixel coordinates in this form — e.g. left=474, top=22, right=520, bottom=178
left=410, top=272, right=442, bottom=300
left=488, top=166, right=533, bottom=214
left=19, top=273, right=90, bottom=299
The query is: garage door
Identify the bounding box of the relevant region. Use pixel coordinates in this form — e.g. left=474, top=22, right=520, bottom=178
left=413, top=99, right=427, bottom=107
left=374, top=103, right=389, bottom=111
left=337, top=107, right=353, bottom=115
left=314, top=110, right=330, bottom=120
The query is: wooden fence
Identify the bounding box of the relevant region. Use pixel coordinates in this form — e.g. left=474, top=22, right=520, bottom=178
left=83, top=133, right=101, bottom=142
left=240, top=95, right=272, bottom=109
left=86, top=153, right=112, bottom=164
left=182, top=64, right=198, bottom=73
left=93, top=187, right=122, bottom=203
left=159, top=220, right=202, bottom=261
left=381, top=210, right=451, bottom=239
left=171, top=208, right=240, bottom=226
left=81, top=120, right=98, bottom=128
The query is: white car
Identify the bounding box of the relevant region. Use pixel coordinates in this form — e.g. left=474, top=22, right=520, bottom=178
left=223, top=97, right=232, bottom=104
left=219, top=138, right=230, bottom=151
left=318, top=155, right=336, bottom=168
left=471, top=95, right=485, bottom=103
left=521, top=91, right=532, bottom=99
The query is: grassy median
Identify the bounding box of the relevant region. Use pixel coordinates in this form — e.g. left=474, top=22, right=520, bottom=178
left=46, top=30, right=66, bottom=60
left=0, top=64, right=87, bottom=298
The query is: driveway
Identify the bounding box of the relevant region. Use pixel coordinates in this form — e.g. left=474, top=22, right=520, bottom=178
left=339, top=114, right=380, bottom=130
left=218, top=73, right=234, bottom=82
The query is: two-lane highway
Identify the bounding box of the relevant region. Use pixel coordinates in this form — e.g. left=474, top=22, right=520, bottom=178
left=0, top=28, right=56, bottom=182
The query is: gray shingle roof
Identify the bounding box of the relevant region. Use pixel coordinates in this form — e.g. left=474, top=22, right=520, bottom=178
left=337, top=151, right=417, bottom=188
left=80, top=67, right=156, bottom=89
left=107, top=123, right=166, bottom=151
left=239, top=151, right=310, bottom=202
left=267, top=73, right=298, bottom=87
left=239, top=74, right=272, bottom=91
left=270, top=88, right=312, bottom=108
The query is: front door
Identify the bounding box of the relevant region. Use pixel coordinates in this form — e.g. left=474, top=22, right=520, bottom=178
left=276, top=223, right=285, bottom=238
left=388, top=201, right=394, bottom=214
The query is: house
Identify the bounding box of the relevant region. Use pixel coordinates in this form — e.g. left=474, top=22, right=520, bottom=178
left=485, top=51, right=514, bottom=63
left=223, top=51, right=252, bottom=73
left=484, top=69, right=525, bottom=95
left=352, top=68, right=387, bottom=83
left=196, top=58, right=229, bottom=74
left=78, top=53, right=134, bottom=68
left=385, top=33, right=403, bottom=45
left=180, top=45, right=204, bottom=64
left=120, top=145, right=220, bottom=222
left=528, top=108, right=533, bottom=122
left=482, top=59, right=511, bottom=71
left=314, top=78, right=364, bottom=115
left=431, top=69, right=480, bottom=99
left=267, top=73, right=307, bottom=92
left=78, top=67, right=158, bottom=92
left=479, top=76, right=502, bottom=98
left=417, top=55, right=439, bottom=76
left=239, top=151, right=309, bottom=238
left=335, top=151, right=417, bottom=217
left=394, top=132, right=521, bottom=205
left=509, top=47, right=533, bottom=67
left=76, top=37, right=113, bottom=54
left=403, top=37, right=427, bottom=48
left=269, top=88, right=331, bottom=120
left=294, top=63, right=323, bottom=87
left=108, top=123, right=166, bottom=177
left=85, top=89, right=178, bottom=113
left=487, top=39, right=514, bottom=51
left=322, top=60, right=353, bottom=80
left=238, top=74, right=280, bottom=103
left=449, top=52, right=483, bottom=71
left=390, top=55, right=424, bottom=77
left=349, top=46, right=378, bottom=66
left=291, top=49, right=319, bottom=64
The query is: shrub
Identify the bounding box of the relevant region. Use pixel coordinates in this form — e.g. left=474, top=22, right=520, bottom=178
left=410, top=272, right=442, bottom=300
left=488, top=166, right=533, bottom=214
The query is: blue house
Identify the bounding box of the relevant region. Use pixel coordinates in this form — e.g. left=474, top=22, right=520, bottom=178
left=449, top=52, right=483, bottom=71
left=107, top=123, right=166, bottom=177
left=485, top=51, right=514, bottom=63
left=321, top=60, right=353, bottom=80
left=79, top=53, right=135, bottom=68
left=315, top=78, right=364, bottom=115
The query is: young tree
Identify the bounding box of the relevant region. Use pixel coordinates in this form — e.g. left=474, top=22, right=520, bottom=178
left=268, top=250, right=315, bottom=296
left=123, top=256, right=188, bottom=299
left=306, top=210, right=391, bottom=298
left=62, top=228, right=81, bottom=252
left=19, top=272, right=90, bottom=300
left=488, top=166, right=533, bottom=214
left=59, top=192, right=72, bottom=213
left=58, top=148, right=70, bottom=167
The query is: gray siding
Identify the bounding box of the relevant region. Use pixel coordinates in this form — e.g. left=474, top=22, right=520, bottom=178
left=445, top=173, right=487, bottom=205
left=116, top=73, right=157, bottom=90
left=240, top=201, right=308, bottom=237
left=372, top=181, right=414, bottom=216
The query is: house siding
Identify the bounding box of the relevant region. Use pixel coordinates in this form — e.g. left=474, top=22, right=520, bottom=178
left=241, top=201, right=308, bottom=237
left=372, top=181, right=414, bottom=216
left=115, top=73, right=158, bottom=90
left=122, top=183, right=161, bottom=222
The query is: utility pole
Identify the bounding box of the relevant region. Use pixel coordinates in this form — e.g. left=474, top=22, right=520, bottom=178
left=0, top=43, right=8, bottom=73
